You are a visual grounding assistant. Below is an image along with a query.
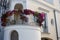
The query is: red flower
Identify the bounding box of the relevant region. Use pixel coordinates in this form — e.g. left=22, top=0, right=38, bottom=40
left=11, top=10, right=17, bottom=14
left=24, top=9, right=34, bottom=15
left=1, top=23, right=6, bottom=26
left=12, top=10, right=17, bottom=12
left=6, top=11, right=12, bottom=16
left=1, top=18, right=7, bottom=22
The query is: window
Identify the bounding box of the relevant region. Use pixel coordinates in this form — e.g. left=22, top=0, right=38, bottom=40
left=11, top=31, right=18, bottom=40
left=43, top=0, right=53, bottom=4
left=42, top=13, right=48, bottom=33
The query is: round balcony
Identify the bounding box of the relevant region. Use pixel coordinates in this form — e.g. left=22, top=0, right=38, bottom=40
left=4, top=25, right=41, bottom=40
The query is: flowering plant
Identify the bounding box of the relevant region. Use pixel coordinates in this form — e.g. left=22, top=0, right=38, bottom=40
left=24, top=9, right=34, bottom=15
left=1, top=9, right=45, bottom=26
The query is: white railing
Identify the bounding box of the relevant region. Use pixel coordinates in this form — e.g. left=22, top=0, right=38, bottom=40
left=6, top=14, right=39, bottom=27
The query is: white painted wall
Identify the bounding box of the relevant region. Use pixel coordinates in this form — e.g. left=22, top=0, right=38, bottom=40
left=4, top=25, right=41, bottom=40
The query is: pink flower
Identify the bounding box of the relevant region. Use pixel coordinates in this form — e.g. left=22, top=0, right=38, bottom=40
left=6, top=11, right=12, bottom=16
left=39, top=13, right=45, bottom=20
left=37, top=13, right=45, bottom=26
left=41, top=12, right=45, bottom=19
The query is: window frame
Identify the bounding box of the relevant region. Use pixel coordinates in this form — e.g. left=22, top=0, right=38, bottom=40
left=42, top=13, right=48, bottom=33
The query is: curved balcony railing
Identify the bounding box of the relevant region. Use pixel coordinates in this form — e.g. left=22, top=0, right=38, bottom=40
left=1, top=9, right=45, bottom=27
left=5, top=14, right=39, bottom=26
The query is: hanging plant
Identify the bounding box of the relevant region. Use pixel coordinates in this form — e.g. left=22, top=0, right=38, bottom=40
left=1, top=13, right=8, bottom=22
left=41, top=12, right=45, bottom=20
left=1, top=17, right=7, bottom=26
left=11, top=10, right=17, bottom=14
left=1, top=23, right=6, bottom=26
left=1, top=13, right=7, bottom=18
left=1, top=11, right=11, bottom=26
left=36, top=13, right=45, bottom=26
left=1, top=9, right=45, bottom=27
left=24, top=9, right=34, bottom=15
left=6, top=11, right=12, bottom=16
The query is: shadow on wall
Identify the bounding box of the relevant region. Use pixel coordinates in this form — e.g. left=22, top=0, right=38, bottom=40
left=0, top=27, right=4, bottom=40
left=41, top=37, right=53, bottom=40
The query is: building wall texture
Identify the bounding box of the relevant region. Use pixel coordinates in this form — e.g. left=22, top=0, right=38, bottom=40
left=0, top=0, right=60, bottom=40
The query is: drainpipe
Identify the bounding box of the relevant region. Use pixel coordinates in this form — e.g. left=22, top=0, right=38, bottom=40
left=54, top=10, right=58, bottom=40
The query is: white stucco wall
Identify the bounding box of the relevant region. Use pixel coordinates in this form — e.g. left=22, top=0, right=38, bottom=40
left=4, top=25, right=41, bottom=40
